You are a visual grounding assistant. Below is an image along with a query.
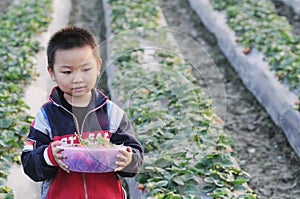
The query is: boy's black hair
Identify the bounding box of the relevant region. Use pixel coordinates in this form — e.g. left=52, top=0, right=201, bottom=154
left=47, top=26, right=99, bottom=70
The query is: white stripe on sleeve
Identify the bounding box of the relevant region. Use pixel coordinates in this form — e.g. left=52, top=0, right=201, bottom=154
left=107, top=100, right=124, bottom=133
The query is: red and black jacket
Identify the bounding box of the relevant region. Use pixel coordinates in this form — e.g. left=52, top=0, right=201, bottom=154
left=21, top=86, right=144, bottom=199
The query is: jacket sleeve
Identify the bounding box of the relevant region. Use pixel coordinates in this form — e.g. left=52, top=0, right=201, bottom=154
left=108, top=101, right=144, bottom=177
left=21, top=108, right=58, bottom=182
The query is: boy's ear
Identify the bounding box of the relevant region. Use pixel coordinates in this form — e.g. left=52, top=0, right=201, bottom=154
left=47, top=66, right=56, bottom=82
left=97, top=58, right=102, bottom=75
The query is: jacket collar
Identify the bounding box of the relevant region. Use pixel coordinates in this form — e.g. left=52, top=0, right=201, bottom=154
left=49, top=86, right=108, bottom=109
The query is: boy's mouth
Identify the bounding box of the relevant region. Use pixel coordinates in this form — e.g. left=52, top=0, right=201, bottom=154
left=72, top=86, right=86, bottom=92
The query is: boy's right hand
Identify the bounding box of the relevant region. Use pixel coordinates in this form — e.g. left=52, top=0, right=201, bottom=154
left=51, top=141, right=70, bottom=173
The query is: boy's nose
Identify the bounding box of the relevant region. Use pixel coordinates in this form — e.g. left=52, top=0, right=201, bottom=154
left=73, top=72, right=83, bottom=83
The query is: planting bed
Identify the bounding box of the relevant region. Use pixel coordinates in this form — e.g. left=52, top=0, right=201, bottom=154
left=188, top=0, right=300, bottom=160
left=0, top=0, right=51, bottom=198
left=180, top=0, right=300, bottom=198
left=102, top=0, right=257, bottom=198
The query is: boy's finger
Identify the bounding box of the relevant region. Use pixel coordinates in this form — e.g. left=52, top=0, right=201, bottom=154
left=114, top=167, right=122, bottom=172
left=57, top=159, right=69, bottom=173
left=114, top=161, right=127, bottom=171
left=52, top=141, right=62, bottom=148
left=54, top=153, right=66, bottom=160
left=119, top=149, right=132, bottom=157
left=116, top=154, right=127, bottom=161
left=61, top=166, right=70, bottom=173
left=115, top=161, right=125, bottom=166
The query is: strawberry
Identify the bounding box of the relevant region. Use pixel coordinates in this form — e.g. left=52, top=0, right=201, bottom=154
left=276, top=73, right=282, bottom=79
left=141, top=88, right=149, bottom=95
left=242, top=47, right=251, bottom=54
left=137, top=184, right=144, bottom=190
left=216, top=117, right=223, bottom=124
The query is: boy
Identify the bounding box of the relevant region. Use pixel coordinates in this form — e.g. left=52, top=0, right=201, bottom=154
left=21, top=26, right=144, bottom=199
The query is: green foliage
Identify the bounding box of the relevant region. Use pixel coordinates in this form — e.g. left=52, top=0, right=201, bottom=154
left=109, top=0, right=159, bottom=33
left=211, top=0, right=300, bottom=110
left=0, top=186, right=14, bottom=199
left=108, top=0, right=256, bottom=198
left=0, top=0, right=52, bottom=198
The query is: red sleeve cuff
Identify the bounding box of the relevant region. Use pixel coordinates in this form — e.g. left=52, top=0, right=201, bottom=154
left=47, top=142, right=58, bottom=166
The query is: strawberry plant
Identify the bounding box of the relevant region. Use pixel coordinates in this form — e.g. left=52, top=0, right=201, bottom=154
left=211, top=0, right=300, bottom=111
left=107, top=0, right=256, bottom=198
left=74, top=133, right=114, bottom=147
left=0, top=0, right=51, bottom=198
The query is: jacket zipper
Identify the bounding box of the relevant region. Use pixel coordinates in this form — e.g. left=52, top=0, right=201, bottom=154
left=80, top=100, right=108, bottom=199
left=80, top=98, right=108, bottom=134
left=53, top=98, right=108, bottom=199
left=52, top=102, right=80, bottom=133
left=52, top=98, right=108, bottom=136
left=82, top=173, right=88, bottom=199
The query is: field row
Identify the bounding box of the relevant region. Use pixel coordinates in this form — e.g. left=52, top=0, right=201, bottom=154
left=103, top=0, right=256, bottom=198
left=0, top=1, right=52, bottom=198
left=188, top=0, right=300, bottom=158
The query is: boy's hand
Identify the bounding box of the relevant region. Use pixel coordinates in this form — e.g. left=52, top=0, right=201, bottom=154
left=51, top=141, right=70, bottom=173
left=114, top=147, right=133, bottom=172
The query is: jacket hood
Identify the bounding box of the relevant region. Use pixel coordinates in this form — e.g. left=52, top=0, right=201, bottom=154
left=48, top=86, right=108, bottom=109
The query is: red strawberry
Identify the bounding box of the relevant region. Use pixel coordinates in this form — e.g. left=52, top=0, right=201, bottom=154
left=243, top=47, right=251, bottom=54
left=276, top=73, right=282, bottom=79
left=137, top=184, right=144, bottom=190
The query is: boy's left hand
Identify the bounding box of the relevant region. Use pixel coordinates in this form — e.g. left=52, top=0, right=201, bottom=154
left=114, top=147, right=133, bottom=172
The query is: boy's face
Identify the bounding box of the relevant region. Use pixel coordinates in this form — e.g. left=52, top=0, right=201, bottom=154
left=48, top=45, right=101, bottom=105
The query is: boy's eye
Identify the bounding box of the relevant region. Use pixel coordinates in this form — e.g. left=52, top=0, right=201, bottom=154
left=62, top=71, right=71, bottom=74
left=83, top=68, right=92, bottom=72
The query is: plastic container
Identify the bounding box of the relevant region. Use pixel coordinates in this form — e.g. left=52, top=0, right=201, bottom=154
left=59, top=145, right=126, bottom=173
